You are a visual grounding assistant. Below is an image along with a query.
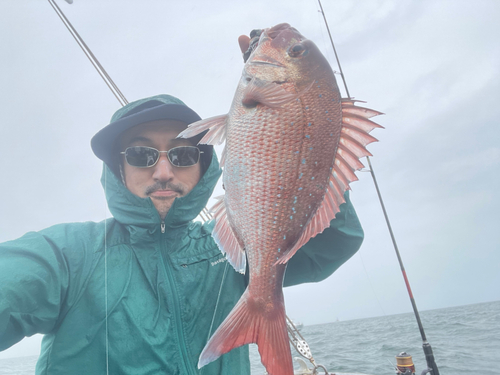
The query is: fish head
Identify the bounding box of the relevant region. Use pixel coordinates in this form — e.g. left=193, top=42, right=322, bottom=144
left=243, top=23, right=332, bottom=90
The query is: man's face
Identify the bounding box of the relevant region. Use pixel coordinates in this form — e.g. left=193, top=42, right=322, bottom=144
left=119, top=120, right=202, bottom=219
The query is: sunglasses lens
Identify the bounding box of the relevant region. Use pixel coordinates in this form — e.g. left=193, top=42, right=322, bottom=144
left=168, top=147, right=200, bottom=167
left=125, top=146, right=159, bottom=167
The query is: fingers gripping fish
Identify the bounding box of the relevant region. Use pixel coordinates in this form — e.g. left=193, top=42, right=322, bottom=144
left=178, top=23, right=383, bottom=375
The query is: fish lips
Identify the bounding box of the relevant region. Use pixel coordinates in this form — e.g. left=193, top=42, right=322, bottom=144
left=260, top=23, right=306, bottom=49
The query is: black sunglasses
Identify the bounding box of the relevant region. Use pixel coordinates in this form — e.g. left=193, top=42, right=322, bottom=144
left=121, top=146, right=202, bottom=168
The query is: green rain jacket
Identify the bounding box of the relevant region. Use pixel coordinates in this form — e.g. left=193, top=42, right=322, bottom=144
left=0, top=153, right=363, bottom=374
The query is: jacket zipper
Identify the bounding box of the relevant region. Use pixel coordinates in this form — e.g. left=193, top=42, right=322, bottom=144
left=160, top=226, right=196, bottom=375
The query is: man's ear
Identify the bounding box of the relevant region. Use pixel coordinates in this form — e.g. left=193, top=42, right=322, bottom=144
left=119, top=164, right=126, bottom=186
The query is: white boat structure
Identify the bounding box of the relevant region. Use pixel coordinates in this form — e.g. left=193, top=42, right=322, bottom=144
left=290, top=319, right=304, bottom=332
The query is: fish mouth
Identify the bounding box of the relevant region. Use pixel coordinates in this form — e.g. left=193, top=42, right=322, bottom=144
left=248, top=60, right=284, bottom=68
left=244, top=24, right=305, bottom=67
left=248, top=49, right=285, bottom=68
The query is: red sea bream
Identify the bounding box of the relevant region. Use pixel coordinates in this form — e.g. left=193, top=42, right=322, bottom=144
left=179, top=23, right=383, bottom=375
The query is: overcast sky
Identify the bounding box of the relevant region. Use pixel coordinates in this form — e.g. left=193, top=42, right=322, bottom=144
left=1, top=0, right=499, bottom=359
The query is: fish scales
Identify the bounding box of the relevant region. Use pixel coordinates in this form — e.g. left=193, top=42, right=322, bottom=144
left=178, top=22, right=382, bottom=375
left=225, top=89, right=341, bottom=278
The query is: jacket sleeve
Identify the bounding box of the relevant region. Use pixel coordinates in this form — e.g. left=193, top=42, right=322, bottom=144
left=283, top=191, right=364, bottom=287
left=0, top=230, right=69, bottom=351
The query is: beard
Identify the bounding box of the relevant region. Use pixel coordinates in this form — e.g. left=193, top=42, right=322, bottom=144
left=144, top=181, right=185, bottom=196
left=145, top=181, right=186, bottom=219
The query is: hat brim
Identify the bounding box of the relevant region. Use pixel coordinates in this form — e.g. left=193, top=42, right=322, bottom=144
left=91, top=103, right=204, bottom=167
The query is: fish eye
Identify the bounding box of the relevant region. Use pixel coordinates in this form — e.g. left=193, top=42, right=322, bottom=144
left=288, top=43, right=307, bottom=58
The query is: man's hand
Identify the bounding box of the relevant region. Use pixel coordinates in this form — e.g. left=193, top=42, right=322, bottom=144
left=238, top=29, right=263, bottom=62
left=238, top=35, right=250, bottom=55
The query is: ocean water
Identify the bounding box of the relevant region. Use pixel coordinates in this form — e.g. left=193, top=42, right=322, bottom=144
left=249, top=300, right=500, bottom=374
left=1, top=301, right=498, bottom=374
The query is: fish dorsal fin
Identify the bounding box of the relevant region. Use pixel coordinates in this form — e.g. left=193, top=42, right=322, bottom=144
left=210, top=196, right=246, bottom=273
left=276, top=101, right=382, bottom=264
left=341, top=102, right=384, bottom=119
left=177, top=114, right=228, bottom=145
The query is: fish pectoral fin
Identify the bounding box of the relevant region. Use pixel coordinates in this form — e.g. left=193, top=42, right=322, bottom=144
left=177, top=114, right=228, bottom=145
left=242, top=78, right=308, bottom=108
left=211, top=196, right=246, bottom=274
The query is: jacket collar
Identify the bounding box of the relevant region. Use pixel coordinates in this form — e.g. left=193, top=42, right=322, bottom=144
left=101, top=153, right=221, bottom=229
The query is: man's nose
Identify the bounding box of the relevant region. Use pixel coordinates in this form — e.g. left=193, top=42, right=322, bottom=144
left=152, top=155, right=175, bottom=181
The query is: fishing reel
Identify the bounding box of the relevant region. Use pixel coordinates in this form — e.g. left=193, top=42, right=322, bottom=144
left=395, top=352, right=415, bottom=374
left=394, top=351, right=438, bottom=375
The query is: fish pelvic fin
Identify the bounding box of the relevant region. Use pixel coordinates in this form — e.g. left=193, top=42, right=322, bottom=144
left=198, top=289, right=293, bottom=375
left=276, top=101, right=383, bottom=265
left=242, top=77, right=313, bottom=109
left=177, top=114, right=228, bottom=145
left=211, top=196, right=246, bottom=273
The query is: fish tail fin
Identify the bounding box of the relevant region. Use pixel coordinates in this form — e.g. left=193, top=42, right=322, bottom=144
left=198, top=289, right=293, bottom=375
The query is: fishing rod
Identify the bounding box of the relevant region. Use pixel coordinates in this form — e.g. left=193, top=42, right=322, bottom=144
left=47, top=0, right=128, bottom=106
left=317, top=1, right=440, bottom=374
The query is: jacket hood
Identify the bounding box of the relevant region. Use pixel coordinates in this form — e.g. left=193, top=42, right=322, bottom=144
left=100, top=152, right=222, bottom=229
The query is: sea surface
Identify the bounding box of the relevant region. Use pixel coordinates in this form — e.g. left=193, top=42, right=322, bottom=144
left=1, top=301, right=498, bottom=374
left=250, top=300, right=500, bottom=374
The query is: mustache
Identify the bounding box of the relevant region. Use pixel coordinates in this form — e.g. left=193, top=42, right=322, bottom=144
left=145, top=181, right=185, bottom=196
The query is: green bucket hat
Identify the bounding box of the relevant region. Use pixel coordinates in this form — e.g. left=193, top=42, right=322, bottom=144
left=91, top=94, right=212, bottom=174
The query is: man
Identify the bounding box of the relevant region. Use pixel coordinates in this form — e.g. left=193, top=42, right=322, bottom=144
left=0, top=92, right=364, bottom=374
